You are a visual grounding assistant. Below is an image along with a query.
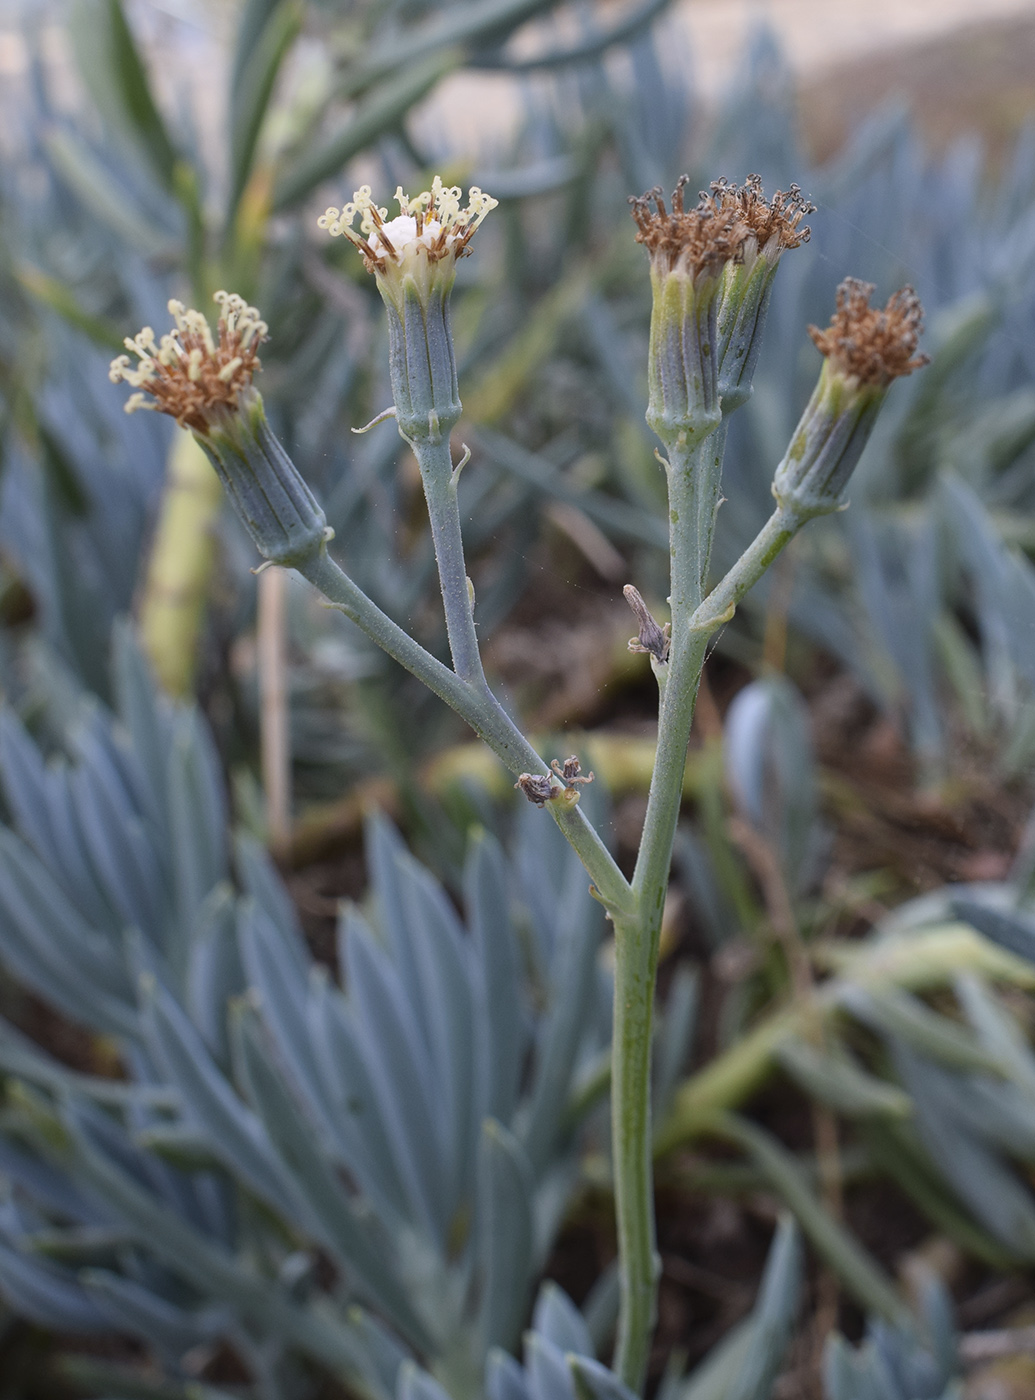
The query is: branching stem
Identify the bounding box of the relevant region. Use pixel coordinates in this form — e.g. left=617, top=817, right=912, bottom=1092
left=689, top=505, right=802, bottom=635
left=299, top=550, right=633, bottom=919
left=305, top=437, right=805, bottom=1395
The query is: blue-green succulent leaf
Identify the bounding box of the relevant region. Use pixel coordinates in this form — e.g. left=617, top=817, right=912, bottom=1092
left=525, top=1332, right=577, bottom=1400
left=479, top=1119, right=535, bottom=1355
left=232, top=1002, right=434, bottom=1352
left=0, top=1242, right=111, bottom=1332
left=466, top=829, right=529, bottom=1128
left=307, top=971, right=412, bottom=1225
left=532, top=1281, right=593, bottom=1358
left=342, top=909, right=451, bottom=1244
left=141, top=978, right=298, bottom=1218
left=489, top=1346, right=533, bottom=1400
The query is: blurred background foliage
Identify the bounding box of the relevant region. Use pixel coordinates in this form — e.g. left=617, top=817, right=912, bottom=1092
left=3, top=0, right=1035, bottom=1394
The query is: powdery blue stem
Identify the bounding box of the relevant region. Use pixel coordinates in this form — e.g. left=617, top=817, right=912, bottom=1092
left=613, top=432, right=716, bottom=1391
left=410, top=433, right=485, bottom=686
left=612, top=489, right=807, bottom=1391
left=689, top=505, right=802, bottom=636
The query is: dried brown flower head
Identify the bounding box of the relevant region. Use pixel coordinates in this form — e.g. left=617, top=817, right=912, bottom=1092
left=629, top=176, right=747, bottom=279
left=108, top=293, right=267, bottom=433
left=710, top=175, right=813, bottom=255
left=808, top=278, right=929, bottom=387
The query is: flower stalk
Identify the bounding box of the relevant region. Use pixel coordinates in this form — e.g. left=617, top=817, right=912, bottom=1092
left=320, top=182, right=496, bottom=687
left=608, top=187, right=927, bottom=1393
left=109, top=174, right=927, bottom=1398
left=108, top=257, right=631, bottom=923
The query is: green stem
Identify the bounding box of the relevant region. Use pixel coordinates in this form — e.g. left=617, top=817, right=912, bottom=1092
left=689, top=505, right=802, bottom=636
left=411, top=434, right=486, bottom=686
left=695, top=415, right=729, bottom=595
left=611, top=907, right=660, bottom=1389
left=611, top=432, right=717, bottom=1391
left=300, top=549, right=633, bottom=917
left=410, top=431, right=636, bottom=912
left=629, top=435, right=715, bottom=928
left=303, top=548, right=481, bottom=725
left=407, top=436, right=633, bottom=910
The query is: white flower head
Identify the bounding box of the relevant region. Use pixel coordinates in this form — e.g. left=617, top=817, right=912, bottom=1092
left=318, top=177, right=497, bottom=305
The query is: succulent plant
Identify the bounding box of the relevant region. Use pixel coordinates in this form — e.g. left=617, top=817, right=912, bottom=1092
left=0, top=626, right=619, bottom=1394
left=2, top=1, right=1035, bottom=1394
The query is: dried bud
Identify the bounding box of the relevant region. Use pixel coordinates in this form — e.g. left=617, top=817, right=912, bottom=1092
left=773, top=278, right=928, bottom=518
left=630, top=177, right=748, bottom=448
left=551, top=756, right=595, bottom=789
left=515, top=773, right=560, bottom=807
left=710, top=176, right=814, bottom=412
left=624, top=585, right=670, bottom=663
left=110, top=294, right=327, bottom=568
left=630, top=177, right=747, bottom=281
left=319, top=179, right=497, bottom=444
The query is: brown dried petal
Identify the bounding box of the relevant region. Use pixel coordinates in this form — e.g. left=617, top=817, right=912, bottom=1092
left=551, top=756, right=595, bottom=788
left=709, top=174, right=814, bottom=251
left=629, top=176, right=748, bottom=278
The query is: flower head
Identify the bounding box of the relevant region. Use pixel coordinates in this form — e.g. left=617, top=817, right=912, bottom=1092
left=108, top=292, right=267, bottom=433
left=318, top=178, right=497, bottom=309
left=807, top=277, right=928, bottom=388
left=710, top=175, right=813, bottom=265
left=318, top=179, right=497, bottom=443
left=631, top=177, right=749, bottom=446
left=773, top=278, right=928, bottom=518
left=109, top=293, right=327, bottom=568
left=629, top=176, right=747, bottom=283
left=710, top=176, right=815, bottom=412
